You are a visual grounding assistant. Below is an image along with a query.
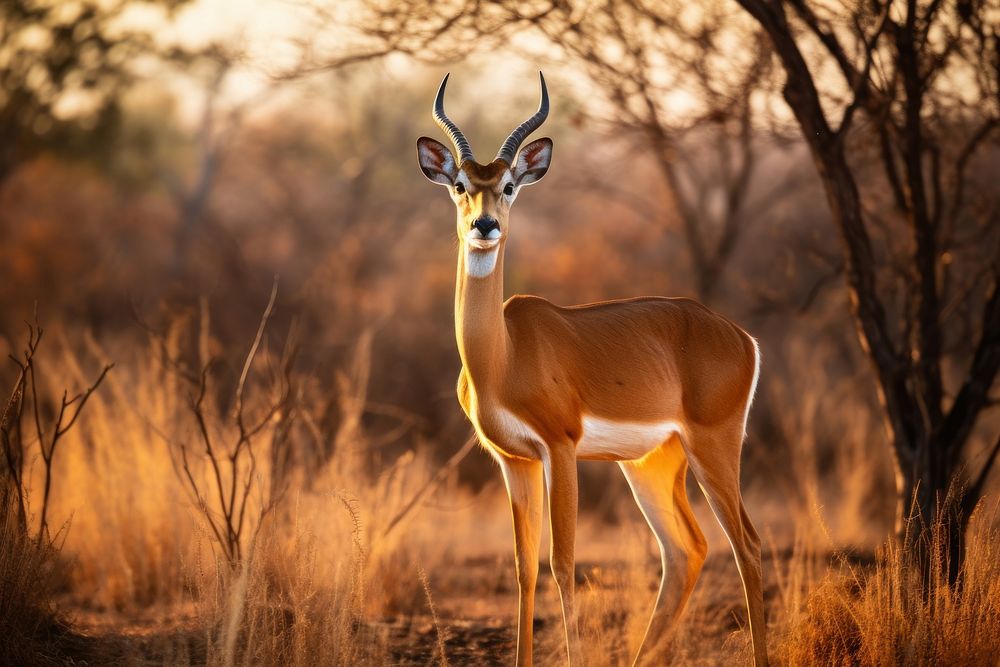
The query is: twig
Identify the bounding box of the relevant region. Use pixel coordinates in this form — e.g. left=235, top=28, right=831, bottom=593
left=0, top=319, right=110, bottom=542
left=36, top=362, right=113, bottom=543
left=380, top=435, right=477, bottom=541
left=836, top=1, right=893, bottom=141
left=233, top=277, right=279, bottom=435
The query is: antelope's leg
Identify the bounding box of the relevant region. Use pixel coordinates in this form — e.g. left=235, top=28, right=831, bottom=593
left=619, top=435, right=707, bottom=665
left=498, top=456, right=544, bottom=667
left=684, top=423, right=768, bottom=667
left=543, top=443, right=582, bottom=666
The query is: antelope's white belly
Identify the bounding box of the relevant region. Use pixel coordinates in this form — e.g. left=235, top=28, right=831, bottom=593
left=471, top=406, right=682, bottom=463
left=576, top=416, right=681, bottom=461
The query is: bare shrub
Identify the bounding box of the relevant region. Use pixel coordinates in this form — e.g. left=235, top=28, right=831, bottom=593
left=1, top=322, right=111, bottom=541
left=0, top=321, right=108, bottom=664
left=173, top=282, right=290, bottom=569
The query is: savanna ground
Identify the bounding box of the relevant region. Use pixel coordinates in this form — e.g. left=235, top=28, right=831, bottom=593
left=4, top=322, right=999, bottom=667
left=3, top=1, right=1000, bottom=665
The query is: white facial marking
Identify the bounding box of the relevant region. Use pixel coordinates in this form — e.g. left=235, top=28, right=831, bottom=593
left=452, top=171, right=471, bottom=200
left=465, top=247, right=499, bottom=278
left=500, top=172, right=518, bottom=202
left=576, top=416, right=682, bottom=461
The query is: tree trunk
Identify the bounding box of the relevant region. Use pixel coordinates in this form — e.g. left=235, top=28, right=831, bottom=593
left=896, top=430, right=991, bottom=586
left=729, top=0, right=1000, bottom=585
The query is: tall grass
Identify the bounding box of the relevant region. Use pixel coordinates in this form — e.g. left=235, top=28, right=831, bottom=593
left=0, top=488, right=85, bottom=667
left=4, top=320, right=1000, bottom=665
left=14, top=320, right=494, bottom=664
left=774, top=509, right=1000, bottom=666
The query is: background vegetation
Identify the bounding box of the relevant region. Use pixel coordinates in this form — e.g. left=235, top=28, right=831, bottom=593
left=1, top=0, right=998, bottom=664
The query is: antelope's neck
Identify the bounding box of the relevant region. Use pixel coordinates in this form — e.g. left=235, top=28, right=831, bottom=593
left=455, top=245, right=509, bottom=392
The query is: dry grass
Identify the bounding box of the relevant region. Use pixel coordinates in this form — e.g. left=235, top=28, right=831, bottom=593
left=2, top=323, right=999, bottom=666
left=0, top=489, right=81, bottom=667
left=773, top=511, right=1000, bottom=667
left=8, top=322, right=494, bottom=664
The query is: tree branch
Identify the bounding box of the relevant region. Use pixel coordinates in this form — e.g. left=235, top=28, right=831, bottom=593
left=939, top=270, right=1000, bottom=452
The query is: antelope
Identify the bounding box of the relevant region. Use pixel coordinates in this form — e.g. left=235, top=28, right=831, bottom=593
left=416, top=72, right=767, bottom=667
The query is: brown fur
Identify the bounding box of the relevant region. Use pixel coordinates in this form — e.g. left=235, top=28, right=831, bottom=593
left=485, top=295, right=755, bottom=445
left=461, top=159, right=510, bottom=184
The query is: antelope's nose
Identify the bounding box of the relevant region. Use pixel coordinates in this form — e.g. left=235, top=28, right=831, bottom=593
left=471, top=216, right=500, bottom=237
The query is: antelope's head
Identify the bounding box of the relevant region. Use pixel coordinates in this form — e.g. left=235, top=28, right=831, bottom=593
left=416, top=73, right=552, bottom=278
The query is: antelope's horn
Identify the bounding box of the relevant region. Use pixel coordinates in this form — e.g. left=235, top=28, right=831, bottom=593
left=433, top=73, right=475, bottom=165
left=496, top=71, right=549, bottom=165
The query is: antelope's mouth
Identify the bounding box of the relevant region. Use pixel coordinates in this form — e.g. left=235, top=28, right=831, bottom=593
left=466, top=230, right=502, bottom=250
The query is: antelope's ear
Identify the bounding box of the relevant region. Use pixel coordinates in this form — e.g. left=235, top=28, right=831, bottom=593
left=417, top=137, right=458, bottom=185
left=513, top=138, right=552, bottom=187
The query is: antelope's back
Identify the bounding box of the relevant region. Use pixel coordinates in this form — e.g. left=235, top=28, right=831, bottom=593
left=503, top=295, right=757, bottom=426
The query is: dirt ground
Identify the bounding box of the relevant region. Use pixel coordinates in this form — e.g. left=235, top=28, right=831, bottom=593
left=65, top=546, right=783, bottom=666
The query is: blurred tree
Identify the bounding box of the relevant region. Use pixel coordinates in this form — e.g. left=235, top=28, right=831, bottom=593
left=158, top=49, right=267, bottom=276
left=734, top=0, right=1000, bottom=573
left=344, top=0, right=797, bottom=304
left=530, top=1, right=788, bottom=304
left=0, top=0, right=191, bottom=185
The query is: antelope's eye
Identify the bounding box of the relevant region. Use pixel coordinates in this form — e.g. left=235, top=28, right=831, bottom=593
left=504, top=183, right=514, bottom=196
left=454, top=182, right=465, bottom=195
